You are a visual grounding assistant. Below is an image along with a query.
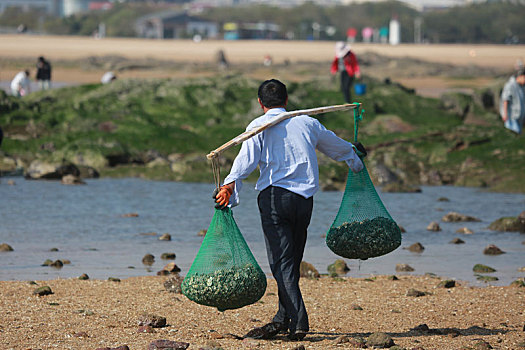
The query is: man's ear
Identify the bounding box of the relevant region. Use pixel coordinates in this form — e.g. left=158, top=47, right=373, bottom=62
left=258, top=98, right=265, bottom=109
left=285, top=97, right=288, bottom=107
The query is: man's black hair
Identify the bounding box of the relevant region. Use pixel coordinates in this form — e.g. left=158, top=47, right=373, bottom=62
left=258, top=79, right=287, bottom=108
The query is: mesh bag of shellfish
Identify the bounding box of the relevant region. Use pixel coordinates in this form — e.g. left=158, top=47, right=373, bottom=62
left=181, top=207, right=267, bottom=312
left=325, top=162, right=402, bottom=260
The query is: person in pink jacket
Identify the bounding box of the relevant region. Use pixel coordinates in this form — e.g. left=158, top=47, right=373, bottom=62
left=330, top=41, right=361, bottom=103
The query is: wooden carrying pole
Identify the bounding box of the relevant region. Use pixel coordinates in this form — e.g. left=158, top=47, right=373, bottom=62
left=206, top=103, right=360, bottom=159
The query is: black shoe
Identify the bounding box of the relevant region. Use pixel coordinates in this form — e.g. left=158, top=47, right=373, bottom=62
left=287, top=330, right=307, bottom=341
left=243, top=322, right=287, bottom=340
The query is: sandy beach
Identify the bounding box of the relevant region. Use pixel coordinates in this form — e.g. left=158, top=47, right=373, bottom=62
left=1, top=35, right=523, bottom=68
left=0, top=275, right=523, bottom=350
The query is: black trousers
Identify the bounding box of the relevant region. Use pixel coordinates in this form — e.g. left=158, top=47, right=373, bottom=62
left=257, top=186, right=313, bottom=333
left=341, top=70, right=354, bottom=103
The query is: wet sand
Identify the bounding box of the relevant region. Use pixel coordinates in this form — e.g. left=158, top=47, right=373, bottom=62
left=0, top=275, right=523, bottom=349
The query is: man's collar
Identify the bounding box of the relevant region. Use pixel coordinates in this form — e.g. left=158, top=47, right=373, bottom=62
left=265, top=107, right=287, bottom=115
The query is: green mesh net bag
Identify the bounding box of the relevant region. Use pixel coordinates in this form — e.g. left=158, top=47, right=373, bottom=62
left=325, top=105, right=401, bottom=260
left=181, top=207, right=267, bottom=312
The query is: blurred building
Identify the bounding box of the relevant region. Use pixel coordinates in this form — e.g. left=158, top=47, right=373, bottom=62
left=0, top=0, right=62, bottom=16
left=135, top=11, right=218, bottom=39
left=0, top=0, right=100, bottom=17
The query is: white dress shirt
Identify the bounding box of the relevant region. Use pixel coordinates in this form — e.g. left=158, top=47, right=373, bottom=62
left=223, top=108, right=363, bottom=206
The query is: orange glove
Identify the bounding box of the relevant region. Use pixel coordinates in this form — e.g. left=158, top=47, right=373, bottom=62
left=213, top=185, right=233, bottom=209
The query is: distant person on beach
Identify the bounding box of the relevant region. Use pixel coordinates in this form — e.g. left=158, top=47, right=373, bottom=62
left=500, top=68, right=525, bottom=134
left=214, top=79, right=365, bottom=341
left=101, top=71, right=117, bottom=84
left=36, top=56, right=52, bottom=90
left=10, top=70, right=31, bottom=97
left=330, top=41, right=361, bottom=103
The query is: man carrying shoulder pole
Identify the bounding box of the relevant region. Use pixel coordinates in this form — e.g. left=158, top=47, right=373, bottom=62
left=214, top=79, right=366, bottom=341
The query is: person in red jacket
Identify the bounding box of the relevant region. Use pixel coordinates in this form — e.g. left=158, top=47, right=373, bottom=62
left=330, top=41, right=361, bottom=103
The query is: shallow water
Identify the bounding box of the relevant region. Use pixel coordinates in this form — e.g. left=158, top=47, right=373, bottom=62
left=1, top=177, right=524, bottom=286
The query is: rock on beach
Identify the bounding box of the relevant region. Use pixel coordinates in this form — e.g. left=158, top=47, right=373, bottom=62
left=488, top=216, right=525, bottom=232
left=483, top=244, right=505, bottom=255
left=396, top=264, right=415, bottom=272
left=148, top=340, right=189, bottom=350
left=426, top=221, right=441, bottom=231
left=0, top=243, right=14, bottom=251
left=442, top=211, right=481, bottom=222
left=300, top=261, right=320, bottom=278
left=406, top=242, right=425, bottom=253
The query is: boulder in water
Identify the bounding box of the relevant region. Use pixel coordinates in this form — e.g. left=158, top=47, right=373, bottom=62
left=0, top=243, right=14, bottom=252
left=442, top=211, right=481, bottom=222
left=488, top=216, right=525, bottom=233
left=426, top=221, right=441, bottom=231
left=300, top=261, right=320, bottom=278
left=483, top=244, right=505, bottom=255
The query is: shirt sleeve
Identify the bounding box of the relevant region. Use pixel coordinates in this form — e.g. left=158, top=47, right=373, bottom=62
left=222, top=134, right=262, bottom=207
left=315, top=121, right=363, bottom=173
left=501, top=81, right=512, bottom=102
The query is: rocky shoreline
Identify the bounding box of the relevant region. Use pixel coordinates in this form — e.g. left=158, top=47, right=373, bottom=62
left=1, top=73, right=524, bottom=193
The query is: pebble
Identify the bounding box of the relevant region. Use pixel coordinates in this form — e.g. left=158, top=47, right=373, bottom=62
left=78, top=273, right=89, bottom=280
left=406, top=288, right=426, bottom=297
left=437, top=280, right=456, bottom=288
left=138, top=313, right=167, bottom=328
left=96, top=346, right=130, bottom=350
left=121, top=213, right=139, bottom=218
left=472, top=340, right=493, bottom=349
left=411, top=323, right=429, bottom=332
left=197, top=229, right=207, bottom=237
left=108, top=277, right=121, bottom=282
left=449, top=238, right=465, bottom=244
left=291, top=345, right=306, bottom=350
left=73, top=331, right=89, bottom=338
left=366, top=332, right=395, bottom=348
left=137, top=325, right=155, bottom=333
left=208, top=331, right=223, bottom=339
left=164, top=275, right=183, bottom=293
left=33, top=286, right=53, bottom=296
